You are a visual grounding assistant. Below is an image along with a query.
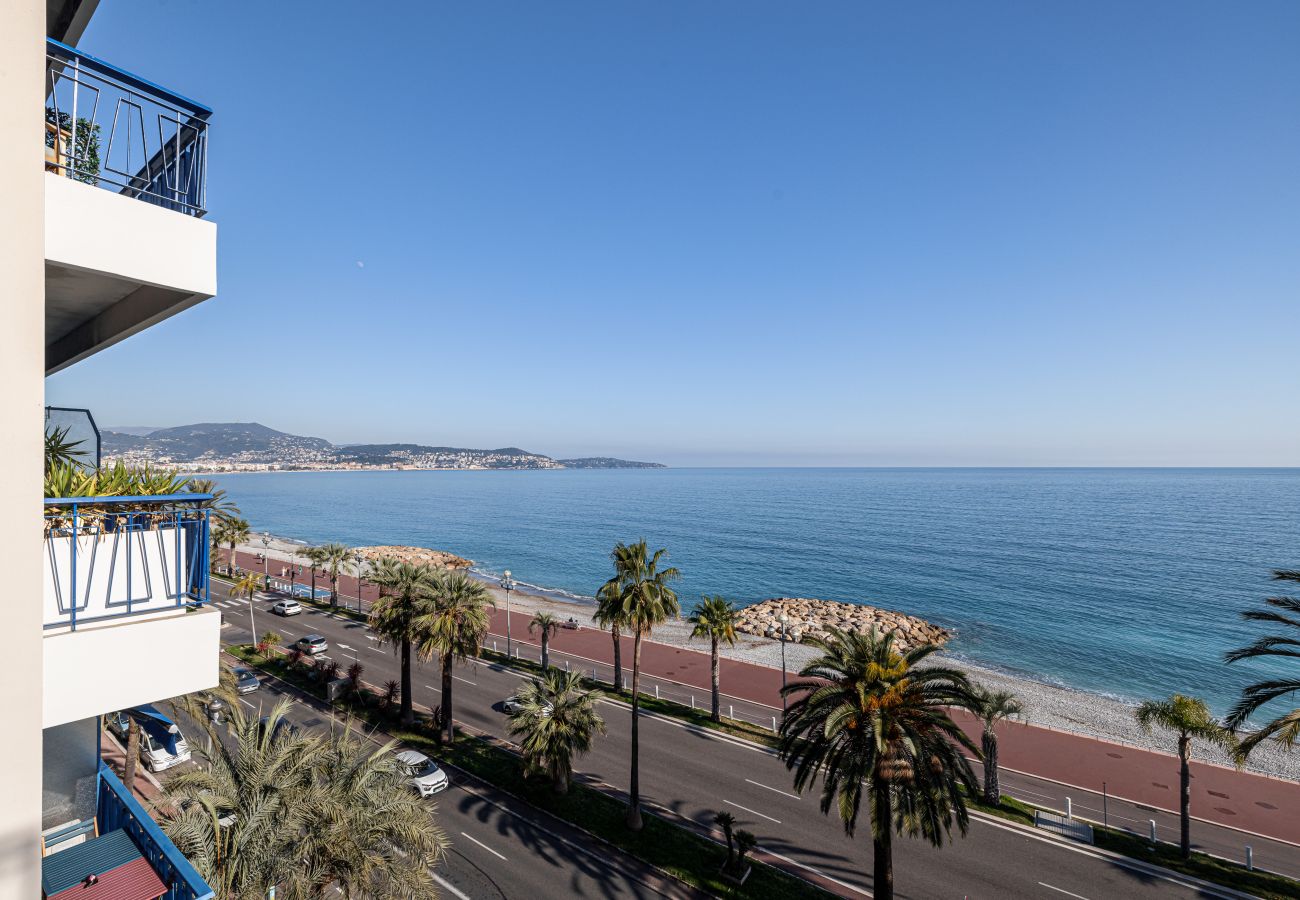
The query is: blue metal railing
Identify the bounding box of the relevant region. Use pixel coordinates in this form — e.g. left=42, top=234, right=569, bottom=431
left=45, top=38, right=211, bottom=216
left=96, top=761, right=215, bottom=900
left=44, top=494, right=212, bottom=631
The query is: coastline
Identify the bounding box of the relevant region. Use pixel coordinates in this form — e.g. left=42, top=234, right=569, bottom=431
left=237, top=534, right=1300, bottom=780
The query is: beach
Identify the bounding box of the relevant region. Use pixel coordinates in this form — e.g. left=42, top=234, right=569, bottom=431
left=235, top=534, right=1300, bottom=781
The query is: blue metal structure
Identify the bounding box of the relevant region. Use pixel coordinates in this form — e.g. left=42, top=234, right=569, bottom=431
left=43, top=493, right=212, bottom=630
left=96, top=761, right=215, bottom=900
left=45, top=38, right=211, bottom=216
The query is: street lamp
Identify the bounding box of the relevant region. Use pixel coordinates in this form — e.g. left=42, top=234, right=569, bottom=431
left=779, top=613, right=789, bottom=713
left=501, top=570, right=515, bottom=658
left=260, top=535, right=270, bottom=592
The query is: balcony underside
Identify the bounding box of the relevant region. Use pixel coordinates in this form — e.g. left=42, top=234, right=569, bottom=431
left=44, top=173, right=216, bottom=374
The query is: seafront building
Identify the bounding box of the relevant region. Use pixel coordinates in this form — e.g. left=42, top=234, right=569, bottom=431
left=3, top=1, right=219, bottom=896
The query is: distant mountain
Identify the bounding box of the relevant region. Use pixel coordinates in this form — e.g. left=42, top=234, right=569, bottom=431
left=100, top=423, right=663, bottom=472
left=559, top=457, right=666, bottom=469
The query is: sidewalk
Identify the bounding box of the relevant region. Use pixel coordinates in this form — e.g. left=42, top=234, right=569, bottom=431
left=222, top=546, right=1300, bottom=845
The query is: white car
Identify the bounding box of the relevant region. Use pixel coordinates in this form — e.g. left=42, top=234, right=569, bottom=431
left=274, top=599, right=302, bottom=616
left=296, top=634, right=328, bottom=655
left=396, top=750, right=449, bottom=796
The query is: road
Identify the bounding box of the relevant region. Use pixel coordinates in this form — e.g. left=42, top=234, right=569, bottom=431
left=212, top=584, right=1273, bottom=899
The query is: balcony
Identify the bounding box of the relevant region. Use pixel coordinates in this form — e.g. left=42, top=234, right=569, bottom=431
left=42, top=494, right=220, bottom=728
left=41, top=761, right=213, bottom=900
left=43, top=38, right=217, bottom=374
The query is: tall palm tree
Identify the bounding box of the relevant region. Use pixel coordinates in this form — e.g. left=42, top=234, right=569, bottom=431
left=163, top=702, right=446, bottom=898
left=417, top=570, right=494, bottom=744
left=688, top=595, right=738, bottom=722
left=529, top=611, right=562, bottom=670
left=230, top=571, right=262, bottom=647
left=367, top=559, right=437, bottom=727
left=1225, top=570, right=1300, bottom=758
left=184, top=477, right=241, bottom=525
left=602, top=539, right=680, bottom=830
left=508, top=669, right=606, bottom=794
left=594, top=581, right=626, bottom=691
left=778, top=628, right=980, bottom=900
left=1135, top=694, right=1235, bottom=859
left=970, top=686, right=1024, bottom=805
left=300, top=545, right=327, bottom=600
left=214, top=516, right=250, bottom=575
left=319, top=542, right=354, bottom=608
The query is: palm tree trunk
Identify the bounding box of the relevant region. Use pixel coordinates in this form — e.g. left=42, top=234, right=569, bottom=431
left=124, top=719, right=140, bottom=791
left=611, top=623, right=623, bottom=691
left=442, top=653, right=455, bottom=744
left=626, top=630, right=644, bottom=830
left=541, top=632, right=549, bottom=671
left=982, top=727, right=1000, bottom=805
left=1178, top=735, right=1191, bottom=859
left=229, top=542, right=238, bottom=574
left=873, top=775, right=893, bottom=900
left=400, top=637, right=414, bottom=726
left=330, top=573, right=338, bottom=607
left=711, top=637, right=721, bottom=722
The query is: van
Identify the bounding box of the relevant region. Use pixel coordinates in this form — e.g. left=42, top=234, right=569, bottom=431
left=107, top=705, right=192, bottom=773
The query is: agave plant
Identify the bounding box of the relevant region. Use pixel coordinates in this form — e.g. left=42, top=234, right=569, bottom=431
left=45, top=461, right=199, bottom=532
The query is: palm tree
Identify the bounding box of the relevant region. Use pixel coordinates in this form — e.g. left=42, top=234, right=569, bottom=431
left=508, top=669, right=606, bottom=793
left=1225, top=570, right=1300, bottom=758
left=1135, top=694, right=1235, bottom=859
left=367, top=560, right=437, bottom=727
left=163, top=702, right=446, bottom=898
left=184, top=477, right=241, bottom=525
left=713, top=810, right=737, bottom=867
left=300, top=545, right=327, bottom=600
left=319, top=542, right=354, bottom=608
left=602, top=539, right=680, bottom=830
left=594, top=581, right=626, bottom=691
left=231, top=571, right=262, bottom=646
left=971, top=685, right=1024, bottom=805
left=778, top=628, right=980, bottom=900
left=417, top=570, right=494, bottom=744
left=214, top=516, right=250, bottom=575
left=688, top=595, right=738, bottom=722
left=529, top=611, right=562, bottom=670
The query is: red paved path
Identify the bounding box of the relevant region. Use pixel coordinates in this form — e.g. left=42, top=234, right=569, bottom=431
left=224, top=548, right=1300, bottom=844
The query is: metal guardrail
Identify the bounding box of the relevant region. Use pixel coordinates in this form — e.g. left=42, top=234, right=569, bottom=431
left=45, top=38, right=210, bottom=216
left=1034, top=809, right=1094, bottom=844
left=96, top=761, right=215, bottom=900
left=43, top=494, right=212, bottom=630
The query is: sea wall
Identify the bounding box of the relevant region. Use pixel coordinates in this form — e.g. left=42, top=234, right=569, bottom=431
left=735, top=597, right=950, bottom=650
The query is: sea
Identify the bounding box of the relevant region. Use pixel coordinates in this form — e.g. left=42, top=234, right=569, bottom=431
left=210, top=467, right=1300, bottom=715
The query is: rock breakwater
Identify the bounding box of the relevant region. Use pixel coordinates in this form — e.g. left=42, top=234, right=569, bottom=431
left=735, top=597, right=950, bottom=650
left=355, top=545, right=473, bottom=569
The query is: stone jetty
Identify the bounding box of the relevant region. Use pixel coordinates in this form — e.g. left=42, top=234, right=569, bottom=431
left=735, top=597, right=950, bottom=650
left=354, top=545, right=473, bottom=569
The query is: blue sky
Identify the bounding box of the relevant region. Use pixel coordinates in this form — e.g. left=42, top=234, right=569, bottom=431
left=47, top=1, right=1300, bottom=466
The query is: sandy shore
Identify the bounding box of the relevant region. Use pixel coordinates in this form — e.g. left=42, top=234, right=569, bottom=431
left=237, top=535, right=1299, bottom=780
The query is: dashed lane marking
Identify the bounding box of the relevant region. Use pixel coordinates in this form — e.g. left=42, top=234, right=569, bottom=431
left=745, top=778, right=800, bottom=800
left=1039, top=883, right=1090, bottom=900
left=459, top=831, right=506, bottom=861
left=723, top=799, right=781, bottom=824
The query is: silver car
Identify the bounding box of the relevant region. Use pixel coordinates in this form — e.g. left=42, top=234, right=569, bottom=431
left=296, top=634, right=328, bottom=655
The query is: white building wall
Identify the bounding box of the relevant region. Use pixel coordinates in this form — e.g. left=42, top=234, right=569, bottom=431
left=0, top=2, right=52, bottom=893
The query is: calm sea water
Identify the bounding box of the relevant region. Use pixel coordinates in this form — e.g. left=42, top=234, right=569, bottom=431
left=211, top=468, right=1300, bottom=714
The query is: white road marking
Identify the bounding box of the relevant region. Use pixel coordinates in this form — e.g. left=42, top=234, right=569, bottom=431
left=431, top=872, right=471, bottom=900
left=239, top=699, right=258, bottom=710
left=365, top=634, right=380, bottom=641
left=452, top=675, right=476, bottom=686
left=723, top=799, right=781, bottom=824
left=1039, top=883, right=1090, bottom=900
left=745, top=778, right=800, bottom=800
left=425, top=685, right=442, bottom=693
left=459, top=831, right=506, bottom=860
left=338, top=644, right=353, bottom=651
left=755, top=845, right=872, bottom=897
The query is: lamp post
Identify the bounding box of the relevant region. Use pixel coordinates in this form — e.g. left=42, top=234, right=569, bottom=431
left=288, top=553, right=297, bottom=599
left=501, top=570, right=515, bottom=659
left=260, top=535, right=270, bottom=592
left=779, top=613, right=789, bottom=713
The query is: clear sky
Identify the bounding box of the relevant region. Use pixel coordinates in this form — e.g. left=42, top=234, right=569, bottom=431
left=46, top=1, right=1300, bottom=466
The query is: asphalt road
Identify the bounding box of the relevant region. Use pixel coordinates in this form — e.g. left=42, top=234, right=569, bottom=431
left=214, top=587, right=1270, bottom=899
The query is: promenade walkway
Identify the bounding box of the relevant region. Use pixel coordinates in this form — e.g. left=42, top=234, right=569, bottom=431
left=223, top=546, right=1300, bottom=846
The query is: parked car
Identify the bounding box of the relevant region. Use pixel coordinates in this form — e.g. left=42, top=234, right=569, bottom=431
left=501, top=695, right=551, bottom=717
left=296, top=634, right=328, bottom=655
left=233, top=667, right=260, bottom=694
left=108, top=705, right=192, bottom=773
left=273, top=599, right=302, bottom=617
left=396, top=749, right=449, bottom=796
left=258, top=716, right=301, bottom=742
